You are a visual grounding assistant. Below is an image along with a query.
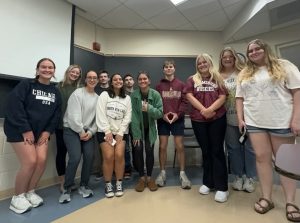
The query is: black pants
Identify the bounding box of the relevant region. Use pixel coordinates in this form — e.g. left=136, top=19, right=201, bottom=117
left=192, top=114, right=228, bottom=191
left=134, top=128, right=154, bottom=177
left=55, top=129, right=67, bottom=176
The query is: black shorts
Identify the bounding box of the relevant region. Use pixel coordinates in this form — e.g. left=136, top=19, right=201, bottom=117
left=157, top=117, right=184, bottom=136
left=96, top=132, right=128, bottom=144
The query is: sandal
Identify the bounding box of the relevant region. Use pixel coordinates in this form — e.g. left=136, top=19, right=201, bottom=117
left=286, top=203, right=300, bottom=222
left=254, top=198, right=274, bottom=214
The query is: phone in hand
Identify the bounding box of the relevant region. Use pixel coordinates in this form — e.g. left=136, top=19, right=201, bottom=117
left=239, top=127, right=248, bottom=145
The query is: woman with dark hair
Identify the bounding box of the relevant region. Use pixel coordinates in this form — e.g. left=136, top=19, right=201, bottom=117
left=59, top=70, right=98, bottom=204
left=96, top=73, right=132, bottom=198
left=4, top=58, right=61, bottom=214
left=131, top=71, right=163, bottom=192
left=236, top=39, right=300, bottom=221
left=55, top=64, right=82, bottom=192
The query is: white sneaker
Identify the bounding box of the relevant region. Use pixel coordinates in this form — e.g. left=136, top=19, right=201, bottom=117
left=179, top=172, right=191, bottom=189
left=243, top=178, right=256, bottom=193
left=10, top=193, right=32, bottom=214
left=115, top=181, right=124, bottom=197
left=232, top=176, right=243, bottom=191
left=78, top=186, right=94, bottom=198
left=199, top=185, right=210, bottom=195
left=59, top=189, right=71, bottom=203
left=25, top=190, right=43, bottom=208
left=214, top=191, right=229, bottom=203
left=105, top=182, right=114, bottom=198
left=155, top=171, right=166, bottom=187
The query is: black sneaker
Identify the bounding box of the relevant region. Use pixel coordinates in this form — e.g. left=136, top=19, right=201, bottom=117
left=124, top=172, right=131, bottom=180
left=105, top=183, right=114, bottom=198
left=95, top=173, right=103, bottom=181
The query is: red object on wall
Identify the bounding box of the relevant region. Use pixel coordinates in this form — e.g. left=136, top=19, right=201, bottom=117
left=92, top=42, right=100, bottom=51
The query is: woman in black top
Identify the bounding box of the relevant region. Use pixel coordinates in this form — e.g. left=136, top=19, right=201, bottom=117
left=4, top=58, right=61, bottom=214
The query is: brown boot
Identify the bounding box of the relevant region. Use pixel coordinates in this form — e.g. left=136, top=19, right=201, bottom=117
left=147, top=178, right=158, bottom=191
left=135, top=178, right=146, bottom=192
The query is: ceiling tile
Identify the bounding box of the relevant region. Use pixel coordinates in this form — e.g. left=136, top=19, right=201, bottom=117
left=174, top=22, right=197, bottom=31
left=178, top=0, right=222, bottom=21
left=68, top=0, right=121, bottom=18
left=148, top=8, right=189, bottom=29
left=133, top=21, right=157, bottom=30
left=100, top=5, right=145, bottom=28
left=192, top=10, right=229, bottom=31
left=218, top=0, right=246, bottom=8
left=76, top=8, right=99, bottom=22
left=223, top=0, right=248, bottom=20
left=124, top=0, right=173, bottom=19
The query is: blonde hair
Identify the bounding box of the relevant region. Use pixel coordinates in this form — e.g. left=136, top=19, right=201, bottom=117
left=218, top=47, right=245, bottom=73
left=192, top=53, right=225, bottom=89
left=238, top=39, right=286, bottom=83
left=61, top=64, right=82, bottom=87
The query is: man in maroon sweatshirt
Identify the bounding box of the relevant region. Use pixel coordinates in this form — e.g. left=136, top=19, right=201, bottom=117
left=155, top=60, right=191, bottom=189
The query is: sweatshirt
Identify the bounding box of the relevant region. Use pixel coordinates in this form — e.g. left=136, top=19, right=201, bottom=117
left=63, top=87, right=98, bottom=136
left=4, top=79, right=62, bottom=142
left=96, top=91, right=132, bottom=136
left=156, top=77, right=187, bottom=118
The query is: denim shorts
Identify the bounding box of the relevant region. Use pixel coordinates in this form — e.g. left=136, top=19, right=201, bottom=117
left=157, top=117, right=184, bottom=136
left=246, top=125, right=294, bottom=137
left=96, top=132, right=128, bottom=144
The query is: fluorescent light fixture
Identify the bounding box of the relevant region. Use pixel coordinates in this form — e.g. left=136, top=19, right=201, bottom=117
left=170, top=0, right=188, bottom=6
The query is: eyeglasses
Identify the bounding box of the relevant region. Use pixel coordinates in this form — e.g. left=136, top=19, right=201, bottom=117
left=86, top=77, right=98, bottom=80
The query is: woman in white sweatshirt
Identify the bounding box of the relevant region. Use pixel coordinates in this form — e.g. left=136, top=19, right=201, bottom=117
left=96, top=73, right=132, bottom=198
left=59, top=70, right=99, bottom=204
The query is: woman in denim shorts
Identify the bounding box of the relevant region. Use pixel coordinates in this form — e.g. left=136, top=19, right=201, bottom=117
left=236, top=39, right=300, bottom=221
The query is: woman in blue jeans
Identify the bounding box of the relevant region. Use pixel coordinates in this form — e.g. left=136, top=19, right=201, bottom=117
left=219, top=47, right=256, bottom=193
left=59, top=70, right=99, bottom=204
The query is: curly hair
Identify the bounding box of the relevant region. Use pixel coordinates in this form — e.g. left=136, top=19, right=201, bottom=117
left=218, top=47, right=245, bottom=73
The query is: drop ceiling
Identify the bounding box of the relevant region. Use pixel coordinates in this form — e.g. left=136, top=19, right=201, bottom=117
left=66, top=0, right=300, bottom=42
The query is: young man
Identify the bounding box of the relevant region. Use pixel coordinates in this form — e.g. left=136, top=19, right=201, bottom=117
left=123, top=73, right=135, bottom=178
left=94, top=70, right=109, bottom=96
left=155, top=60, right=191, bottom=189
left=94, top=70, right=110, bottom=181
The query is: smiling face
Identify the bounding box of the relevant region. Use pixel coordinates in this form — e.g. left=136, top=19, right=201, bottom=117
left=36, top=59, right=55, bottom=82
left=221, top=50, right=235, bottom=69
left=111, top=74, right=123, bottom=90
left=138, top=73, right=150, bottom=90
left=85, top=71, right=98, bottom=89
left=68, top=67, right=81, bottom=82
left=247, top=43, right=266, bottom=66
left=197, top=56, right=210, bottom=76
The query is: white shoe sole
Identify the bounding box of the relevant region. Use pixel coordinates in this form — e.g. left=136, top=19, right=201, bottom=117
left=9, top=205, right=32, bottom=214
left=31, top=201, right=43, bottom=208
left=105, top=192, right=114, bottom=198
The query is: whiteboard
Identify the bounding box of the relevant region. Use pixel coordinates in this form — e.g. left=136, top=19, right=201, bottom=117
left=0, top=0, right=72, bottom=81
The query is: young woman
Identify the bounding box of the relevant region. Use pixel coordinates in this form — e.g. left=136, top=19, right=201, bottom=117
left=55, top=65, right=82, bottom=192
left=4, top=58, right=61, bottom=214
left=59, top=70, right=98, bottom=204
left=96, top=73, right=132, bottom=198
left=236, top=39, right=300, bottom=221
left=131, top=71, right=163, bottom=192
left=219, top=47, right=256, bottom=193
left=185, top=53, right=228, bottom=203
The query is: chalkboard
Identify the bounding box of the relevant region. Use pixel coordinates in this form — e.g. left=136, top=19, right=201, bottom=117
left=74, top=46, right=105, bottom=75
left=105, top=56, right=196, bottom=86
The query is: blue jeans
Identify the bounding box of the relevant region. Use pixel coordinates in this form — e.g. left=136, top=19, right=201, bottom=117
left=63, top=128, right=95, bottom=189
left=225, top=125, right=256, bottom=178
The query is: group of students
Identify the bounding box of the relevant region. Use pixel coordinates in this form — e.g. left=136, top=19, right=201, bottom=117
left=4, top=39, right=300, bottom=222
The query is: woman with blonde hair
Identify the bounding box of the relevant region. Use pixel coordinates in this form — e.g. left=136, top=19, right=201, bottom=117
left=185, top=53, right=229, bottom=202
left=219, top=47, right=256, bottom=193
left=55, top=65, right=82, bottom=192
left=236, top=39, right=300, bottom=221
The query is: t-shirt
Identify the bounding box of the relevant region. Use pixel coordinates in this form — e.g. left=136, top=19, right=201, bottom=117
left=223, top=72, right=238, bottom=126
left=236, top=59, right=300, bottom=129
left=184, top=76, right=227, bottom=122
